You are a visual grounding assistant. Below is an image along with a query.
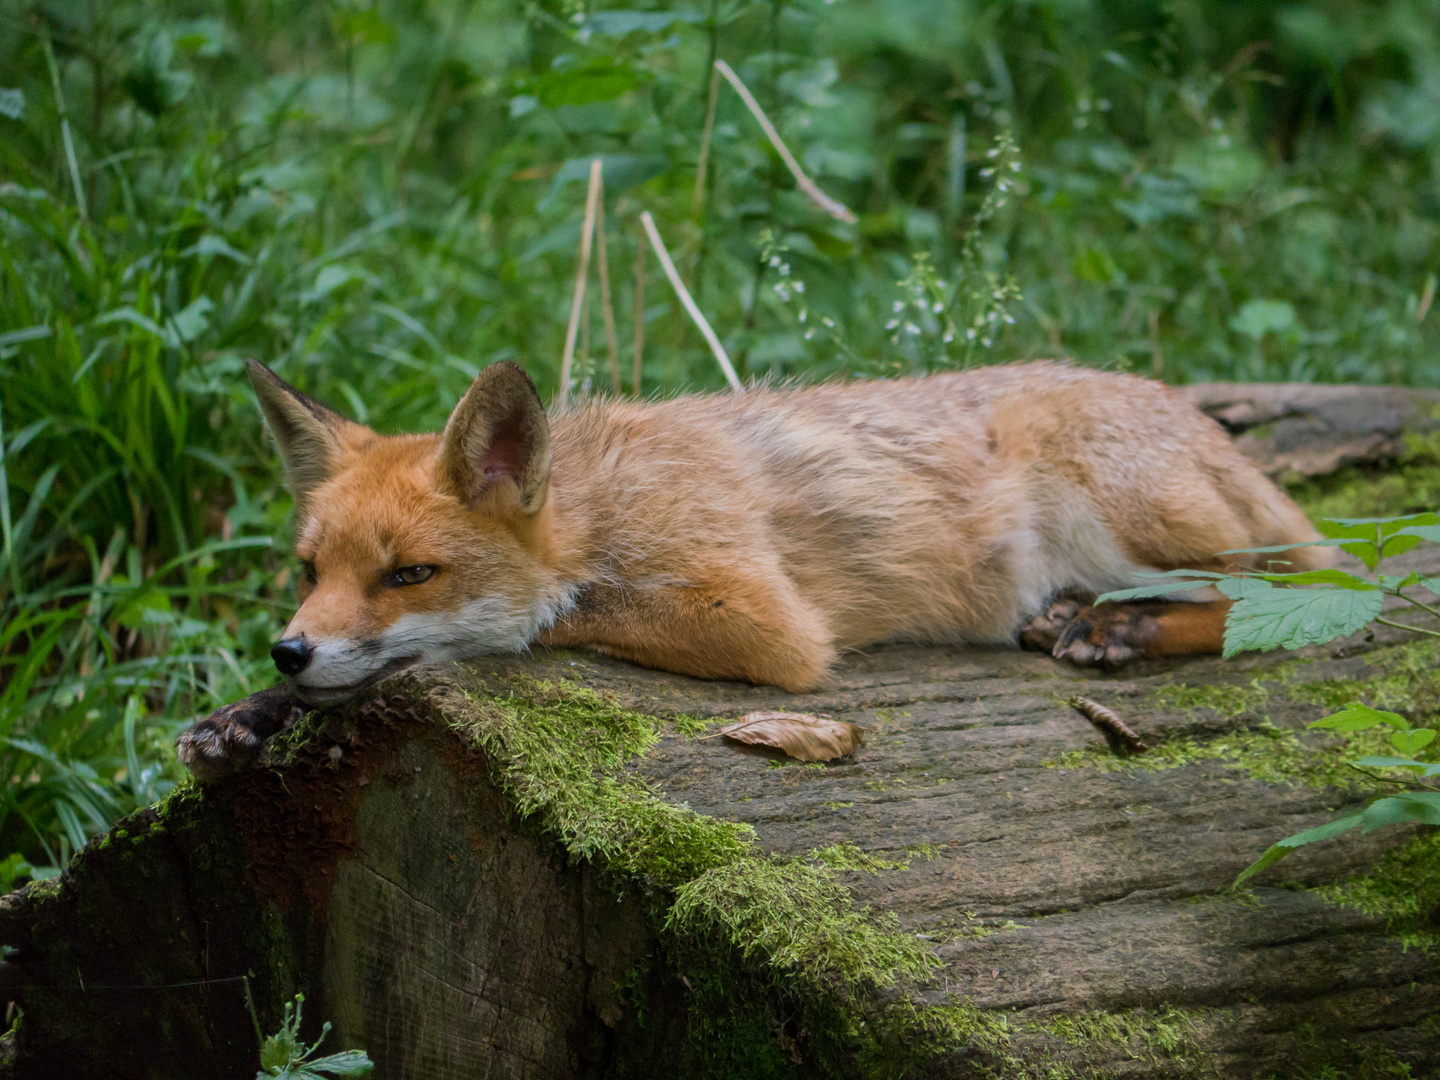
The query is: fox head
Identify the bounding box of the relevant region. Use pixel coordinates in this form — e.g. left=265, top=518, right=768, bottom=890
left=249, top=360, right=572, bottom=705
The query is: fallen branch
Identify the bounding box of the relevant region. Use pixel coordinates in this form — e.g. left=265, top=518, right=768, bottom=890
left=1068, top=696, right=1148, bottom=754
left=557, top=158, right=603, bottom=407
left=713, top=59, right=856, bottom=225
left=639, top=210, right=742, bottom=391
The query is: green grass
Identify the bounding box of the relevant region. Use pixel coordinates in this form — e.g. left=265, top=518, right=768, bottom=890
left=2, top=0, right=1439, bottom=877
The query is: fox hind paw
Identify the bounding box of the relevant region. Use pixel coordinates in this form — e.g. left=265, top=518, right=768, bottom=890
left=1050, top=604, right=1152, bottom=669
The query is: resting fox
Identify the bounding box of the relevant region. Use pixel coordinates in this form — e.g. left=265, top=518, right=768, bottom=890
left=249, top=358, right=1329, bottom=706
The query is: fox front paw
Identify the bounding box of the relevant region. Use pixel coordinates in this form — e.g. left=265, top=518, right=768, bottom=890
left=176, top=685, right=305, bottom=783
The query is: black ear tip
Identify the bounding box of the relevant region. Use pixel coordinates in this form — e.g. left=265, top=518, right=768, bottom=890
left=246, top=358, right=277, bottom=385
left=481, top=360, right=542, bottom=402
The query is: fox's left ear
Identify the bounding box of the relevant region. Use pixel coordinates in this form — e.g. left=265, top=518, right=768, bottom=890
left=437, top=362, right=551, bottom=516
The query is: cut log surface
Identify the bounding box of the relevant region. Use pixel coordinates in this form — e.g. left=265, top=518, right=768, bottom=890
left=3, top=384, right=1440, bottom=1080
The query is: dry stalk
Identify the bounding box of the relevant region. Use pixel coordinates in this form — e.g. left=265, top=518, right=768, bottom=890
left=712, top=59, right=856, bottom=225
left=1068, top=696, right=1148, bottom=754
left=557, top=158, right=603, bottom=407
left=632, top=222, right=647, bottom=394
left=595, top=195, right=622, bottom=393
left=639, top=210, right=742, bottom=392
left=691, top=66, right=722, bottom=220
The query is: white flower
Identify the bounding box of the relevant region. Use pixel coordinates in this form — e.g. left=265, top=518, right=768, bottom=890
left=886, top=319, right=900, bottom=329
left=932, top=302, right=943, bottom=313
left=794, top=281, right=805, bottom=293
left=892, top=301, right=904, bottom=313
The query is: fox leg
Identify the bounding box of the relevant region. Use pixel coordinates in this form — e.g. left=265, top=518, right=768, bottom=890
left=539, top=574, right=836, bottom=692
left=1024, top=599, right=1231, bottom=668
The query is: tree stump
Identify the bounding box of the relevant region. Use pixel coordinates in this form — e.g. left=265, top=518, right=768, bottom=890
left=3, top=384, right=1439, bottom=1080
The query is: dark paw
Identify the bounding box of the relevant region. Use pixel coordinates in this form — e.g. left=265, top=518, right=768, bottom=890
left=1052, top=605, right=1153, bottom=669
left=1019, top=591, right=1095, bottom=653
left=176, top=685, right=305, bottom=783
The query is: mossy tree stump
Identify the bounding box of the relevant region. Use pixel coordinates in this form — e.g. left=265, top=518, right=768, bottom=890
left=3, top=384, right=1439, bottom=1080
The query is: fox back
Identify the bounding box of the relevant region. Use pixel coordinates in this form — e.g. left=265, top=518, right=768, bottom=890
left=251, top=360, right=1327, bottom=700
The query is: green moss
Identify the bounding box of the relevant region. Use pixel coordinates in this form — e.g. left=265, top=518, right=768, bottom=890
left=1288, top=638, right=1440, bottom=718
left=1046, top=722, right=1397, bottom=790
left=1048, top=638, right=1440, bottom=789
left=445, top=678, right=957, bottom=1075
left=1041, top=1005, right=1205, bottom=1074
left=1280, top=1022, right=1419, bottom=1079
left=1317, top=832, right=1440, bottom=951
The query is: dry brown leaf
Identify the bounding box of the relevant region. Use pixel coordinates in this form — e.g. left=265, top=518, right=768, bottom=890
left=705, top=711, right=863, bottom=762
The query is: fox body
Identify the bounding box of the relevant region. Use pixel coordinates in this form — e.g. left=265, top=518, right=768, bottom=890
left=251, top=359, right=1329, bottom=705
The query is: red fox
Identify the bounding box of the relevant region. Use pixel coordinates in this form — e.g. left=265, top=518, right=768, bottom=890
left=249, top=358, right=1329, bottom=706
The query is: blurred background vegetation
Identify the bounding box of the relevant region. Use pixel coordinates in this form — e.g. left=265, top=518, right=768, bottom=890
left=0, top=0, right=1438, bottom=881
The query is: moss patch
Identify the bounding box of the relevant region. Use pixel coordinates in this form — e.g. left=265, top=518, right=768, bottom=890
left=446, top=678, right=959, bottom=1075
left=1046, top=638, right=1440, bottom=790
left=1318, top=831, right=1440, bottom=952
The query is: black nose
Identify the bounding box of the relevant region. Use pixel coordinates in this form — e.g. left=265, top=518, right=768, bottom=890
left=270, top=637, right=314, bottom=676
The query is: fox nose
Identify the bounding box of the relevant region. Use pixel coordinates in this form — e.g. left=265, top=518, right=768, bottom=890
left=270, top=637, right=314, bottom=676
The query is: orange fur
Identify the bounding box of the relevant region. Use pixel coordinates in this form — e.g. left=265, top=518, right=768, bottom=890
left=250, top=360, right=1331, bottom=701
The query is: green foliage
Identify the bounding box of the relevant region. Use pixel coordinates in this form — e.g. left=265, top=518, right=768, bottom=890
left=255, top=994, right=373, bottom=1080
left=1098, top=514, right=1440, bottom=886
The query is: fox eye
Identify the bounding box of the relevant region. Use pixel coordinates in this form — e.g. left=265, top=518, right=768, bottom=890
left=391, top=564, right=436, bottom=587
left=300, top=560, right=318, bottom=585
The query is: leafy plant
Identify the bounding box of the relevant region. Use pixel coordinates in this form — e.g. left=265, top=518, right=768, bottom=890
left=255, top=994, right=373, bottom=1080
left=1098, top=512, right=1440, bottom=882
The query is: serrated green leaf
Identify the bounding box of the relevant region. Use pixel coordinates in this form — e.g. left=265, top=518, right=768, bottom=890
left=1393, top=524, right=1440, bottom=544
left=1222, top=586, right=1384, bottom=657
left=1391, top=728, right=1437, bottom=756
left=1352, top=755, right=1429, bottom=771
left=1095, top=573, right=1223, bottom=604
left=1378, top=572, right=1425, bottom=590
left=1216, top=576, right=1275, bottom=601
left=1419, top=578, right=1440, bottom=596
left=1234, top=813, right=1364, bottom=886
left=1361, top=792, right=1440, bottom=831
left=302, top=1051, right=374, bottom=1076
left=1309, top=703, right=1408, bottom=732
left=1249, top=569, right=1379, bottom=590
left=1216, top=538, right=1355, bottom=556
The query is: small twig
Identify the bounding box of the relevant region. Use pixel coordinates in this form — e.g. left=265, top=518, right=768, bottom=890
left=594, top=194, right=622, bottom=393
left=1068, top=696, right=1148, bottom=754
left=1375, top=616, right=1440, bottom=640
left=632, top=221, right=646, bottom=394
left=712, top=59, right=857, bottom=225
left=1345, top=761, right=1437, bottom=791
left=557, top=158, right=603, bottom=408
left=691, top=66, right=722, bottom=221
left=639, top=211, right=742, bottom=391
left=1395, top=588, right=1440, bottom=622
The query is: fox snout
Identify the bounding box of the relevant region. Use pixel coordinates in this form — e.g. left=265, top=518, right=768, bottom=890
left=270, top=637, right=314, bottom=676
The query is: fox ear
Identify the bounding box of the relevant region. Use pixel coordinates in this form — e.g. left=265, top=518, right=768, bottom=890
left=247, top=360, right=367, bottom=510
left=437, top=362, right=551, bottom=515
